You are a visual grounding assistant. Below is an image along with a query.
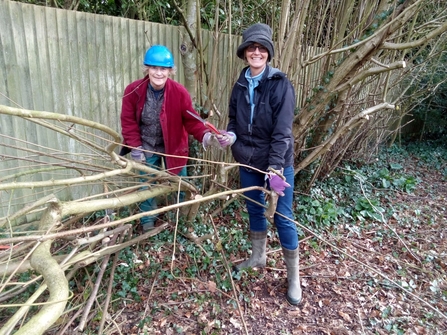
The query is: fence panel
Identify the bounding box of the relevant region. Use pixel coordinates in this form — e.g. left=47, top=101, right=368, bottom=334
left=0, top=1, right=245, bottom=220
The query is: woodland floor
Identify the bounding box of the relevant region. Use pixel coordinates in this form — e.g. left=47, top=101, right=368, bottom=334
left=83, top=154, right=446, bottom=335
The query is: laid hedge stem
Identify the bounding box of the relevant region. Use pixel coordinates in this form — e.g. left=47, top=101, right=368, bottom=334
left=167, top=199, right=247, bottom=333
left=208, top=214, right=249, bottom=335
left=98, top=227, right=127, bottom=334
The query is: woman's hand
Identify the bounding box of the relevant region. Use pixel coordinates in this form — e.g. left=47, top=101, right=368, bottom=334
left=215, top=131, right=236, bottom=148
left=203, top=131, right=236, bottom=149
left=130, top=146, right=145, bottom=162
left=268, top=168, right=290, bottom=196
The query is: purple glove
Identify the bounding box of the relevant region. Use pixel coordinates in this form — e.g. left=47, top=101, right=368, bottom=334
left=216, top=131, right=236, bottom=148
left=268, top=170, right=291, bottom=196
left=202, top=131, right=236, bottom=149
left=131, top=146, right=145, bottom=162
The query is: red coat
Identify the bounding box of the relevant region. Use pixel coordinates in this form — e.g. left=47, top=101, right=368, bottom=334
left=120, top=76, right=209, bottom=174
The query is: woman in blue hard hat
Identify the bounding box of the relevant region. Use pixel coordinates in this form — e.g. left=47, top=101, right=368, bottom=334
left=120, top=45, right=232, bottom=231
left=222, top=23, right=302, bottom=305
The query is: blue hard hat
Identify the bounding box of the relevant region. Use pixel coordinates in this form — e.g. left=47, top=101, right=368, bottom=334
left=143, top=45, right=174, bottom=68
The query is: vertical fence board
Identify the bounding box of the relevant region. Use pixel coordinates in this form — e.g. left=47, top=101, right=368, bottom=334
left=76, top=12, right=92, bottom=119
left=0, top=0, right=9, bottom=107
left=56, top=8, right=73, bottom=117
left=2, top=1, right=21, bottom=108
left=103, top=15, right=119, bottom=122
left=0, top=1, right=17, bottom=211
left=34, top=5, right=54, bottom=112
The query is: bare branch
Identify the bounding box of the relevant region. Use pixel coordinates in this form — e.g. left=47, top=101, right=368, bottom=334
left=382, top=21, right=447, bottom=50
left=335, top=61, right=407, bottom=92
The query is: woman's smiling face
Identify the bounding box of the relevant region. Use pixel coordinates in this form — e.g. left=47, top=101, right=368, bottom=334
left=148, top=66, right=171, bottom=90
left=245, top=43, right=268, bottom=76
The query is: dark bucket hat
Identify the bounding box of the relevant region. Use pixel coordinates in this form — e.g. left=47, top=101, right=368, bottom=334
left=236, top=23, right=274, bottom=61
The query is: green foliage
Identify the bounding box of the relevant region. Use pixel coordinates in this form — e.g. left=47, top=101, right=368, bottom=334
left=402, top=52, right=447, bottom=140
left=405, top=139, right=447, bottom=169
left=296, top=195, right=344, bottom=229
left=358, top=8, right=391, bottom=40
left=19, top=0, right=288, bottom=35
left=113, top=247, right=145, bottom=301
left=371, top=167, right=419, bottom=193
left=13, top=271, right=39, bottom=304
left=353, top=197, right=385, bottom=222
left=294, top=143, right=436, bottom=229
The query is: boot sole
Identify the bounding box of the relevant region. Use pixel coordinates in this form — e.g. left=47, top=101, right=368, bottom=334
left=286, top=294, right=302, bottom=305
left=232, top=264, right=266, bottom=273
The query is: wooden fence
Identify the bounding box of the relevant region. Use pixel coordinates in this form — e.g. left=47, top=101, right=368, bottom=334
left=0, top=0, right=327, bottom=221
left=0, top=0, right=248, bottom=220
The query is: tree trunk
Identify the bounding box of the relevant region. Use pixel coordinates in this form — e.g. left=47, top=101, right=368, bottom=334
left=179, top=0, right=198, bottom=102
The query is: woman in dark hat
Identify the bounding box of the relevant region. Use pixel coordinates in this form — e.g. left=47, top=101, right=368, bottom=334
left=223, top=23, right=302, bottom=305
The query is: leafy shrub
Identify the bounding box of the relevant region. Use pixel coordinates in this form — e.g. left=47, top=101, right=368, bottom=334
left=372, top=167, right=419, bottom=193
left=353, top=197, right=385, bottom=222
left=296, top=195, right=343, bottom=229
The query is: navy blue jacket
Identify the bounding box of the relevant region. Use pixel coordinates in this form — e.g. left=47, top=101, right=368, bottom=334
left=228, top=65, right=295, bottom=171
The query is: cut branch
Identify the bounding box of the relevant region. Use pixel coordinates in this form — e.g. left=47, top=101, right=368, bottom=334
left=13, top=200, right=69, bottom=335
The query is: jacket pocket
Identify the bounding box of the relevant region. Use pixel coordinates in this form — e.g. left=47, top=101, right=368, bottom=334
left=231, top=140, right=252, bottom=165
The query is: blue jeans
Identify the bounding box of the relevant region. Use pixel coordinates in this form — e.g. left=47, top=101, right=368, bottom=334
left=239, top=166, right=298, bottom=250
left=139, top=155, right=187, bottom=225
